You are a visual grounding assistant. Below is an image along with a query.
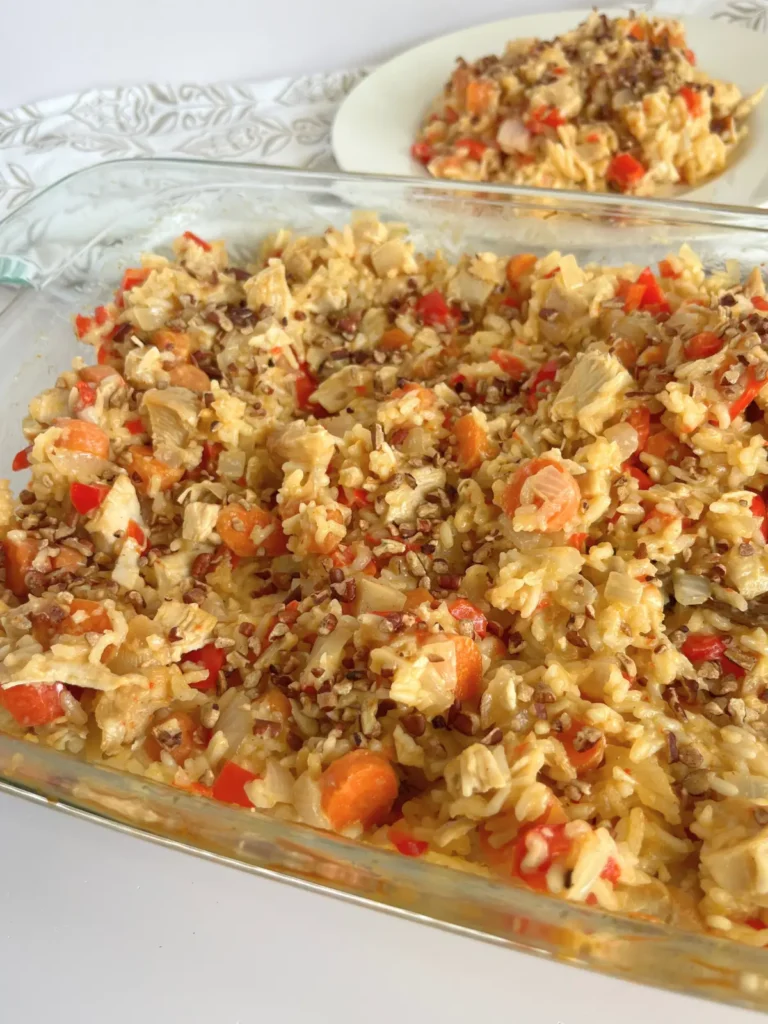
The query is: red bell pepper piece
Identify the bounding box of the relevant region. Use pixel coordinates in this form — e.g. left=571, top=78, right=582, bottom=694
left=70, top=481, right=110, bottom=515
left=606, top=153, right=646, bottom=191
left=182, top=643, right=226, bottom=691
left=388, top=822, right=428, bottom=857
left=447, top=598, right=488, bottom=637
left=527, top=360, right=558, bottom=410
left=414, top=289, right=456, bottom=327
left=454, top=137, right=488, bottom=161
left=75, top=314, right=93, bottom=338
left=12, top=445, right=32, bottom=471
left=752, top=296, right=768, bottom=311
left=411, top=141, right=434, bottom=164
left=679, top=86, right=703, bottom=117
left=74, top=381, right=97, bottom=410
left=124, top=418, right=145, bottom=435
left=183, top=231, right=212, bottom=252
left=211, top=761, right=259, bottom=808
left=94, top=305, right=110, bottom=325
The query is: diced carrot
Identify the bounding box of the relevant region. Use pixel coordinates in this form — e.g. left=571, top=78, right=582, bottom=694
left=390, top=383, right=437, bottom=407
left=624, top=406, right=651, bottom=451
left=490, top=349, right=527, bottom=380
left=500, top=458, right=581, bottom=532
left=506, top=253, right=537, bottom=285
left=465, top=79, right=498, bottom=116
left=453, top=413, right=496, bottom=473
left=684, top=331, right=723, bottom=361
left=144, top=710, right=205, bottom=766
left=217, top=503, right=287, bottom=558
left=480, top=816, right=573, bottom=891
left=56, top=419, right=110, bottom=459
left=627, top=20, right=645, bottom=41
left=658, top=258, right=681, bottom=280
left=123, top=445, right=185, bottom=494
left=559, top=720, right=606, bottom=775
left=4, top=535, right=40, bottom=597
left=60, top=598, right=111, bottom=636
left=53, top=546, right=86, bottom=572
left=612, top=337, right=637, bottom=369
left=379, top=328, right=412, bottom=351
left=320, top=749, right=399, bottom=831
left=0, top=682, right=63, bottom=727
left=427, top=632, right=484, bottom=702
left=403, top=587, right=434, bottom=611
left=644, top=429, right=690, bottom=465
left=168, top=363, right=211, bottom=392
left=152, top=329, right=192, bottom=361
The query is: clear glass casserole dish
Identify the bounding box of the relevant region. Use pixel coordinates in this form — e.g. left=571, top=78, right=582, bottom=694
left=2, top=159, right=768, bottom=1011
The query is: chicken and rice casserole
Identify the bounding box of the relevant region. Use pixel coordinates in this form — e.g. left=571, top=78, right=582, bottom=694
left=412, top=12, right=764, bottom=195
left=6, top=220, right=768, bottom=943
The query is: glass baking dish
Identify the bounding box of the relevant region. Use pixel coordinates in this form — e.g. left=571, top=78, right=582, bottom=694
left=2, top=159, right=768, bottom=1011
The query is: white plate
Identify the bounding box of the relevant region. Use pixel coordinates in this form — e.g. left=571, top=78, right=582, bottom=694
left=332, top=8, right=768, bottom=207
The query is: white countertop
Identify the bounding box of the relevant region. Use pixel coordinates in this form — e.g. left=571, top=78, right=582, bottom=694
left=0, top=1, right=761, bottom=1020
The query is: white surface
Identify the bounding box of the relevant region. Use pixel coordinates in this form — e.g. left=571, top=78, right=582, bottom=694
left=0, top=3, right=764, bottom=1022
left=0, top=0, right=585, bottom=112
left=333, top=9, right=768, bottom=206
left=0, top=791, right=763, bottom=1024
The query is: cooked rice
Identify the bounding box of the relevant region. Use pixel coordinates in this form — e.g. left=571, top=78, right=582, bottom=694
left=411, top=11, right=765, bottom=196
left=4, top=219, right=768, bottom=944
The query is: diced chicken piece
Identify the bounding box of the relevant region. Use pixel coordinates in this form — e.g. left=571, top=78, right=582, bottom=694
left=150, top=600, right=217, bottom=656
left=123, top=345, right=169, bottom=390
left=244, top=260, right=293, bottom=320
left=312, top=365, right=373, bottom=414
left=444, top=743, right=510, bottom=799
left=86, top=474, right=144, bottom=553
left=1, top=652, right=146, bottom=692
left=551, top=350, right=631, bottom=435
left=182, top=502, right=221, bottom=544
left=29, top=387, right=71, bottom=425
left=142, top=386, right=201, bottom=470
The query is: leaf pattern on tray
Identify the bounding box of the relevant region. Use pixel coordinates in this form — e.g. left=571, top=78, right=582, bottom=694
left=0, top=4, right=763, bottom=225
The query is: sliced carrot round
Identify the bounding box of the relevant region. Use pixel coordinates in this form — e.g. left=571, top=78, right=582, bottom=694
left=0, top=683, right=64, bottom=727
left=379, top=328, right=412, bottom=351
left=320, top=749, right=399, bottom=831
left=499, top=458, right=580, bottom=532
left=61, top=598, right=111, bottom=637
left=217, top=503, right=287, bottom=558
left=56, top=419, right=110, bottom=459
left=144, top=709, right=206, bottom=766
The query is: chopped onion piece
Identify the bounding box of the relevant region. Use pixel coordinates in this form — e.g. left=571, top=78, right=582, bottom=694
left=673, top=573, right=711, bottom=607
left=605, top=422, right=639, bottom=461
left=604, top=571, right=644, bottom=606
left=497, top=117, right=530, bottom=154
